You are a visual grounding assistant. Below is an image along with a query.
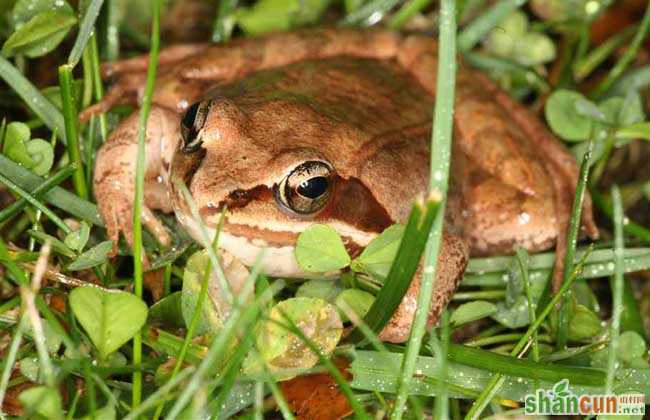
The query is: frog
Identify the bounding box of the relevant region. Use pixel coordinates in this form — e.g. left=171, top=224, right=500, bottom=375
left=85, top=28, right=598, bottom=343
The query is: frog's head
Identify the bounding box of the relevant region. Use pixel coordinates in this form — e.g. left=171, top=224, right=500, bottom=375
left=170, top=96, right=398, bottom=277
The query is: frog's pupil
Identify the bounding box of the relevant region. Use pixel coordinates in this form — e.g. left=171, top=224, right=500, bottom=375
left=180, top=102, right=203, bottom=153
left=297, top=177, right=328, bottom=199
left=182, top=102, right=200, bottom=134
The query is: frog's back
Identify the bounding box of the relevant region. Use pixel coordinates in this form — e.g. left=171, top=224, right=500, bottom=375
left=201, top=56, right=433, bottom=220
left=207, top=57, right=433, bottom=153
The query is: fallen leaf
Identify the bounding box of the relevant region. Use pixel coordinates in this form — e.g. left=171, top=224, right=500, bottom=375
left=279, top=357, right=353, bottom=420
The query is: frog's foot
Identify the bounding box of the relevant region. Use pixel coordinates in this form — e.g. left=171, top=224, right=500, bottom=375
left=93, top=107, right=179, bottom=255
left=94, top=161, right=172, bottom=256
left=79, top=73, right=143, bottom=123
left=379, top=232, right=468, bottom=344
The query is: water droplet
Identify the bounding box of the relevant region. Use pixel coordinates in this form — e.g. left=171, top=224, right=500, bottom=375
left=585, top=0, right=600, bottom=15
left=518, top=212, right=530, bottom=225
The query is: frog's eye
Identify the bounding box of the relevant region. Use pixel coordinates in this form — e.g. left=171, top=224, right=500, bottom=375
left=275, top=161, right=334, bottom=214
left=180, top=100, right=211, bottom=153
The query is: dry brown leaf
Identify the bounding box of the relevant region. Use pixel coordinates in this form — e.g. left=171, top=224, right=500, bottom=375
left=278, top=358, right=353, bottom=420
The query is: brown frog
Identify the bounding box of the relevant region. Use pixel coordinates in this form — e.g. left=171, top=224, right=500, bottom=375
left=85, top=28, right=598, bottom=343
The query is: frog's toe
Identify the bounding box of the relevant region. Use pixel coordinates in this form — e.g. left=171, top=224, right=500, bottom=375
left=142, top=206, right=172, bottom=247
left=99, top=198, right=171, bottom=255
left=95, top=199, right=135, bottom=260
left=98, top=199, right=122, bottom=257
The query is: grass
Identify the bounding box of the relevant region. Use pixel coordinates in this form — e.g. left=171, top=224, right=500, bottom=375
left=606, top=185, right=624, bottom=394
left=131, top=0, right=162, bottom=407
left=59, top=65, right=88, bottom=200
left=393, top=0, right=456, bottom=417
left=1, top=0, right=650, bottom=418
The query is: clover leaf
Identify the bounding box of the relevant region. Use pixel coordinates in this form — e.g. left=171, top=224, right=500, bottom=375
left=545, top=90, right=594, bottom=142
left=295, top=224, right=351, bottom=272
left=2, top=121, right=54, bottom=175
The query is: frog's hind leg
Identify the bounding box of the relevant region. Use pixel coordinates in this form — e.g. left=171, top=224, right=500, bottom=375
left=93, top=105, right=180, bottom=256
left=79, top=43, right=210, bottom=123
left=79, top=75, right=139, bottom=123
left=100, top=43, right=209, bottom=78
left=398, top=34, right=598, bottom=291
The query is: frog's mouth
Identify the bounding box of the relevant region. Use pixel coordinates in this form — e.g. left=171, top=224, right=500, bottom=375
left=179, top=215, right=364, bottom=278
left=197, top=176, right=393, bottom=245
left=176, top=176, right=393, bottom=277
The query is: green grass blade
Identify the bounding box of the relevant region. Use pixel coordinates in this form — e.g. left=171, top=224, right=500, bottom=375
left=0, top=239, right=76, bottom=354
left=272, top=312, right=370, bottom=419
left=0, top=57, right=66, bottom=143
left=448, top=344, right=604, bottom=386
left=392, top=0, right=456, bottom=417
left=606, top=185, right=624, bottom=394
left=211, top=0, right=238, bottom=42
left=619, top=280, right=646, bottom=339
left=68, top=0, right=105, bottom=67
left=0, top=315, right=28, bottom=408
left=212, top=325, right=259, bottom=419
left=348, top=200, right=436, bottom=342
left=0, top=172, right=71, bottom=235
left=88, top=34, right=108, bottom=142
left=589, top=188, right=650, bottom=242
left=152, top=225, right=222, bottom=419
left=105, top=0, right=120, bottom=61
left=463, top=52, right=549, bottom=92
left=464, top=249, right=593, bottom=419
left=466, top=247, right=650, bottom=275
left=165, top=276, right=280, bottom=419
left=516, top=248, right=539, bottom=363
left=573, top=25, right=636, bottom=82
left=610, top=63, right=650, bottom=95
left=592, top=0, right=650, bottom=97
left=434, top=311, right=450, bottom=418
left=131, top=0, right=162, bottom=408
left=556, top=139, right=594, bottom=349
left=0, top=164, right=75, bottom=225
left=350, top=350, right=616, bottom=401
left=59, top=64, right=88, bottom=199
left=388, top=0, right=433, bottom=29
left=457, top=0, right=526, bottom=52
left=0, top=155, right=101, bottom=225
left=123, top=368, right=194, bottom=420
left=175, top=180, right=233, bottom=303
left=340, top=0, right=401, bottom=26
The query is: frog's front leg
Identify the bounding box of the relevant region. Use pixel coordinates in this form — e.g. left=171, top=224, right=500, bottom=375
left=94, top=106, right=179, bottom=254
left=380, top=232, right=468, bottom=343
